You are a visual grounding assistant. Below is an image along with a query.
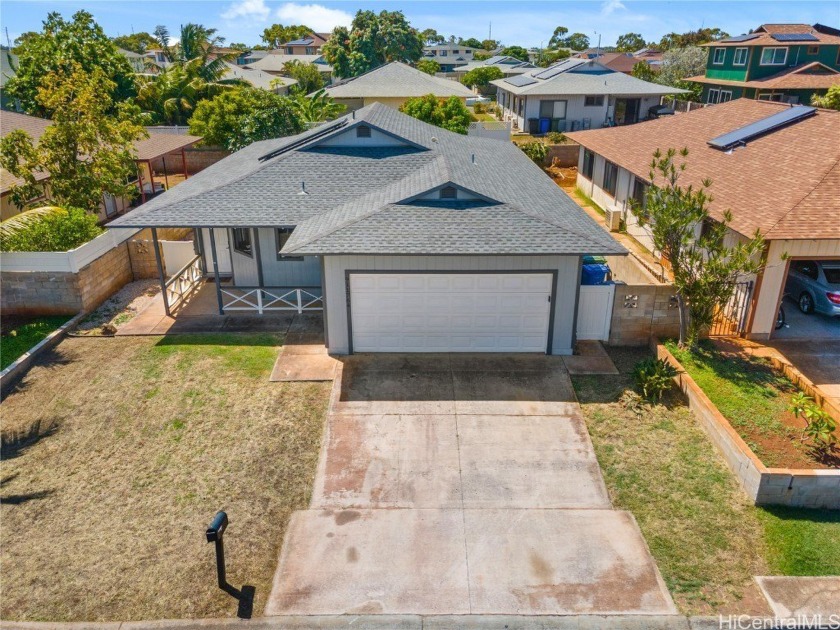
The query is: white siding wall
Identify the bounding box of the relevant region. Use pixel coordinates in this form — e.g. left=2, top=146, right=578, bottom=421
left=256, top=228, right=322, bottom=287
left=318, top=125, right=409, bottom=147
left=323, top=254, right=581, bottom=355
left=229, top=229, right=259, bottom=286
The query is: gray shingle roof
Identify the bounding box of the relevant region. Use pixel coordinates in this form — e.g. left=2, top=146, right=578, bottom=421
left=320, top=62, right=474, bottom=99
left=491, top=59, right=689, bottom=96
left=246, top=54, right=332, bottom=73
left=110, top=102, right=625, bottom=257
left=452, top=56, right=536, bottom=74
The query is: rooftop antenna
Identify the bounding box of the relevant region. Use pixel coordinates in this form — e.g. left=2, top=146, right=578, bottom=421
left=489, top=22, right=492, bottom=42
left=298, top=181, right=309, bottom=195
left=471, top=153, right=476, bottom=164
left=5, top=27, right=11, bottom=48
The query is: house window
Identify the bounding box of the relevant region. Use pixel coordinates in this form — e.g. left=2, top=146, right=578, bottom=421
left=712, top=48, right=725, bottom=64
left=719, top=90, right=733, bottom=103
left=440, top=50, right=447, bottom=57
left=793, top=260, right=818, bottom=280
left=356, top=125, right=371, bottom=138
left=807, top=45, right=819, bottom=55
left=465, top=49, right=472, bottom=54
left=453, top=49, right=459, bottom=54
left=582, top=149, right=595, bottom=180
left=837, top=48, right=840, bottom=65
left=584, top=95, right=605, bottom=107
left=707, top=88, right=721, bottom=104
left=760, top=47, right=787, bottom=65
left=440, top=186, right=458, bottom=199
left=232, top=228, right=252, bottom=257
left=276, top=228, right=303, bottom=261
left=602, top=160, right=618, bottom=197
left=631, top=179, right=647, bottom=209
left=733, top=47, right=748, bottom=66
left=286, top=47, right=293, bottom=54
left=539, top=100, right=567, bottom=119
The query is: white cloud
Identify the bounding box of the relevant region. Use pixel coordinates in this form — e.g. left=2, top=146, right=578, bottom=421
left=221, top=0, right=271, bottom=21
left=275, top=3, right=352, bottom=32
left=601, top=0, right=627, bottom=16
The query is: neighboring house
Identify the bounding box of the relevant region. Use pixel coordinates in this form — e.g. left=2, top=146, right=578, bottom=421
left=319, top=62, right=474, bottom=111
left=280, top=33, right=331, bottom=56
left=118, top=47, right=147, bottom=73
left=143, top=48, right=173, bottom=71
left=633, top=47, right=664, bottom=69
left=492, top=58, right=688, bottom=133
left=0, top=111, right=201, bottom=222
left=567, top=99, right=840, bottom=341
left=240, top=50, right=269, bottom=66
left=245, top=53, right=333, bottom=79
left=1, top=46, right=20, bottom=111
left=686, top=23, right=840, bottom=104
left=220, top=62, right=298, bottom=94
left=451, top=56, right=537, bottom=78
left=422, top=43, right=476, bottom=72
left=583, top=52, right=640, bottom=75
left=109, top=101, right=625, bottom=355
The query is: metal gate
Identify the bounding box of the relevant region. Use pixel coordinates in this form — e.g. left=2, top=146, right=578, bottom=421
left=709, top=280, right=754, bottom=337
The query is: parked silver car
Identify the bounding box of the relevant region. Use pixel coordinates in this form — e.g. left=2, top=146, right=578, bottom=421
left=785, top=260, right=840, bottom=317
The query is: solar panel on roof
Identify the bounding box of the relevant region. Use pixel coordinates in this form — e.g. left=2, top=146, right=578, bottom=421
left=771, top=33, right=819, bottom=41
left=504, top=75, right=538, bottom=87
left=708, top=106, right=817, bottom=150
left=722, top=33, right=760, bottom=42
left=259, top=119, right=349, bottom=161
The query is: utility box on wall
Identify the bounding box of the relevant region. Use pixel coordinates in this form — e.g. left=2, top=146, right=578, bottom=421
left=605, top=209, right=622, bottom=232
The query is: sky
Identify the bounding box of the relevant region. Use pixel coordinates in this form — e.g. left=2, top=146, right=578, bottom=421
left=1, top=0, right=838, bottom=49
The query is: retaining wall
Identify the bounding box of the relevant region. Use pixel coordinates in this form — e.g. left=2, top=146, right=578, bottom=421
left=656, top=340, right=840, bottom=509
left=545, top=143, right=580, bottom=167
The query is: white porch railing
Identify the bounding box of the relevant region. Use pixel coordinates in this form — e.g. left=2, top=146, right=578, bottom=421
left=164, top=255, right=203, bottom=310
left=220, top=287, right=323, bottom=314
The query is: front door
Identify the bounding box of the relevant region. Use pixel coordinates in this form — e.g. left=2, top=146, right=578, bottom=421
left=201, top=228, right=232, bottom=275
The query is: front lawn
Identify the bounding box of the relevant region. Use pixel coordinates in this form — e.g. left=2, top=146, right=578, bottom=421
left=573, top=346, right=840, bottom=616
left=1, top=315, right=70, bottom=370
left=0, top=334, right=330, bottom=622
left=665, top=340, right=836, bottom=469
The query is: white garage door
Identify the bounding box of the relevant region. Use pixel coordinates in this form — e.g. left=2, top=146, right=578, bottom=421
left=349, top=273, right=553, bottom=353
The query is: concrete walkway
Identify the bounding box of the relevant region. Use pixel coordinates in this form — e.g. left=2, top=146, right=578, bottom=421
left=265, top=354, right=676, bottom=617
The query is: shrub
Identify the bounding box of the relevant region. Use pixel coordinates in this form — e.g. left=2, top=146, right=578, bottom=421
left=791, top=394, right=838, bottom=457
left=473, top=102, right=486, bottom=114
left=619, top=390, right=648, bottom=416
left=0, top=207, right=103, bottom=252
left=519, top=140, right=547, bottom=164
left=547, top=131, right=567, bottom=144
left=633, top=357, right=678, bottom=402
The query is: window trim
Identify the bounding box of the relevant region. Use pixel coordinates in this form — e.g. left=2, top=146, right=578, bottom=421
left=631, top=178, right=647, bottom=210
left=275, top=227, right=303, bottom=261
left=807, top=45, right=819, bottom=55
left=760, top=47, right=788, bottom=66
left=232, top=227, right=253, bottom=258
left=581, top=149, right=595, bottom=180
left=719, top=90, right=733, bottom=103
left=584, top=95, right=605, bottom=107
left=707, top=88, right=721, bottom=104
left=602, top=160, right=618, bottom=198
left=712, top=48, right=725, bottom=65
left=733, top=47, right=748, bottom=66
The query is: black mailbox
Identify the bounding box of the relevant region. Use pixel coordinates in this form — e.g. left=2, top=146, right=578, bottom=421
left=206, top=511, right=228, bottom=543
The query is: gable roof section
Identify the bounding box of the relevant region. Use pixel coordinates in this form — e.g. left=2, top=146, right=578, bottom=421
left=109, top=102, right=625, bottom=256
left=492, top=59, right=688, bottom=96
left=709, top=23, right=840, bottom=46
left=567, top=99, right=840, bottom=240
left=452, top=56, right=536, bottom=74
left=320, top=62, right=474, bottom=99
left=246, top=53, right=332, bottom=73
left=220, top=61, right=297, bottom=91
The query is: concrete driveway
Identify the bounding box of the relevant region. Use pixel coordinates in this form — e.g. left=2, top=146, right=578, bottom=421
left=266, top=354, right=675, bottom=616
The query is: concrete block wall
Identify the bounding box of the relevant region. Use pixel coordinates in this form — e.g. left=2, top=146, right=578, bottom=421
left=1, top=271, right=83, bottom=315
left=608, top=284, right=681, bottom=346
left=543, top=143, right=580, bottom=167
left=127, top=228, right=192, bottom=279
left=76, top=243, right=134, bottom=312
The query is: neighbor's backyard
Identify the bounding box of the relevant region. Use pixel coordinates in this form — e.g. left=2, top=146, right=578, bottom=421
left=573, top=346, right=840, bottom=616
left=0, top=334, right=330, bottom=621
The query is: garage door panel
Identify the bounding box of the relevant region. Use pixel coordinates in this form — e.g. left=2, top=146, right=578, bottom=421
left=350, top=273, right=553, bottom=353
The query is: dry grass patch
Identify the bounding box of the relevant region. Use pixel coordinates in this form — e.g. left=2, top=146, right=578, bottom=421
left=1, top=334, right=330, bottom=622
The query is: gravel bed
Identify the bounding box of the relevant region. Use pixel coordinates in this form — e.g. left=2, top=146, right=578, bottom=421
left=75, top=280, right=161, bottom=335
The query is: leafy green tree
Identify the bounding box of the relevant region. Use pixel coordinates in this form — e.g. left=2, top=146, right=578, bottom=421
left=481, top=39, right=499, bottom=51
left=7, top=11, right=136, bottom=116
left=421, top=29, right=445, bottom=45
left=171, top=23, right=233, bottom=81
left=473, top=51, right=493, bottom=61
left=282, top=59, right=324, bottom=95
left=536, top=48, right=571, bottom=67
left=615, top=32, right=646, bottom=52
left=564, top=33, right=590, bottom=51
left=0, top=207, right=103, bottom=252
left=460, top=37, right=483, bottom=49
left=658, top=28, right=729, bottom=51
left=811, top=85, right=840, bottom=110
left=135, top=63, right=229, bottom=124
left=292, top=89, right=347, bottom=123
left=188, top=88, right=304, bottom=150
left=416, top=59, right=441, bottom=75
left=112, top=32, right=159, bottom=54
left=462, top=66, right=503, bottom=90
left=322, top=10, right=423, bottom=78
left=631, top=61, right=657, bottom=82
left=0, top=63, right=146, bottom=214
left=501, top=46, right=529, bottom=62
left=11, top=31, right=39, bottom=54
left=261, top=24, right=314, bottom=49
left=399, top=94, right=473, bottom=134
left=629, top=148, right=765, bottom=347
left=656, top=46, right=706, bottom=101
left=548, top=26, right=569, bottom=49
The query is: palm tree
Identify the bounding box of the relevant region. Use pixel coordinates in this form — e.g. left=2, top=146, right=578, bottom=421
left=293, top=89, right=347, bottom=124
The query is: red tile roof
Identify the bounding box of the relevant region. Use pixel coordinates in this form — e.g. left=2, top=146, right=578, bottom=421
left=567, top=99, right=840, bottom=241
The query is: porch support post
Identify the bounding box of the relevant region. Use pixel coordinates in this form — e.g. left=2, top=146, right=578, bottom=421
left=252, top=228, right=265, bottom=315
left=162, top=155, right=170, bottom=190
left=208, top=227, right=224, bottom=315
left=152, top=227, right=171, bottom=317
left=148, top=160, right=156, bottom=194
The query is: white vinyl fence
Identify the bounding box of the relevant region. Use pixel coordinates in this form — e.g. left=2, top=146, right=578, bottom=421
left=161, top=240, right=197, bottom=276
left=0, top=228, right=139, bottom=273
left=576, top=284, right=616, bottom=341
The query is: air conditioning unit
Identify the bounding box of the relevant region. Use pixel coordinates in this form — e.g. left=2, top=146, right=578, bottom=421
left=605, top=208, right=622, bottom=232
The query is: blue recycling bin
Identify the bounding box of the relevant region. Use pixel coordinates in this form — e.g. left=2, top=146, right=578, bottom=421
left=538, top=117, right=551, bottom=134
left=581, top=263, right=611, bottom=285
